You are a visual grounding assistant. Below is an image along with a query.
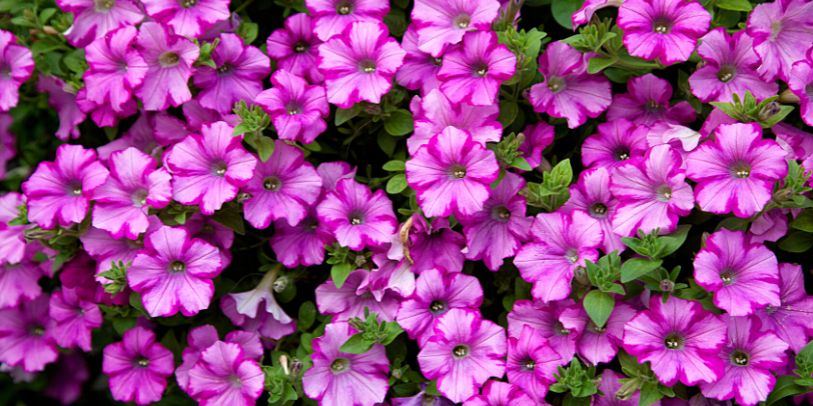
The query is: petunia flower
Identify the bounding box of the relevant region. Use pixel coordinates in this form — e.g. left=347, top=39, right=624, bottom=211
left=572, top=0, right=623, bottom=28
left=315, top=269, right=400, bottom=321
left=686, top=123, right=788, bottom=218
left=689, top=28, right=778, bottom=103
left=306, top=0, right=389, bottom=41
left=36, top=76, right=85, bottom=140
left=754, top=263, right=813, bottom=352
left=55, top=0, right=143, bottom=47
left=317, top=178, right=397, bottom=251
left=409, top=89, right=502, bottom=154
left=699, top=316, right=789, bottom=406
left=406, top=127, right=500, bottom=218
left=266, top=13, right=324, bottom=83
left=506, top=325, right=563, bottom=402
left=96, top=113, right=160, bottom=160
left=165, top=121, right=257, bottom=215
left=135, top=22, right=200, bottom=111
left=607, top=74, right=696, bottom=126
left=788, top=51, right=813, bottom=127
left=594, top=370, right=641, bottom=405
left=0, top=192, right=29, bottom=268
left=402, top=216, right=466, bottom=274
left=464, top=380, right=536, bottom=406
left=186, top=340, right=265, bottom=406
left=746, top=0, right=813, bottom=81
left=622, top=295, right=726, bottom=386
left=577, top=302, right=637, bottom=365
left=43, top=353, right=90, bottom=405
left=437, top=31, right=516, bottom=106
left=80, top=217, right=162, bottom=280
left=102, top=326, right=174, bottom=405
left=396, top=27, right=443, bottom=94
left=515, top=211, right=602, bottom=303
left=318, top=21, right=405, bottom=107
left=83, top=26, right=146, bottom=120
left=317, top=161, right=357, bottom=191
left=616, top=0, right=711, bottom=65
left=507, top=299, right=588, bottom=362
left=418, top=308, right=506, bottom=403
left=220, top=268, right=296, bottom=340
left=141, top=0, right=230, bottom=38
left=255, top=70, right=329, bottom=144
left=270, top=208, right=335, bottom=268
left=411, top=0, right=500, bottom=57
left=127, top=225, right=223, bottom=317
left=303, top=321, right=390, bottom=405
left=562, top=167, right=624, bottom=253
left=48, top=288, right=103, bottom=352
left=0, top=253, right=44, bottom=309
left=0, top=114, right=14, bottom=175
left=0, top=295, right=58, bottom=372
left=582, top=119, right=649, bottom=170
left=528, top=41, right=612, bottom=128
left=518, top=122, right=554, bottom=170
left=22, top=144, right=109, bottom=229
left=610, top=144, right=694, bottom=237
left=193, top=33, right=270, bottom=114
left=0, top=30, right=35, bottom=112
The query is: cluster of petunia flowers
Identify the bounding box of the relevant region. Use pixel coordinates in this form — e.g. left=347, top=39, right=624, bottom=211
left=1, top=0, right=813, bottom=405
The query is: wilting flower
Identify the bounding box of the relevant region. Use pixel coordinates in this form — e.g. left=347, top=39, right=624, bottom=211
left=438, top=31, right=516, bottom=106
left=135, top=22, right=200, bottom=111
left=693, top=229, right=780, bottom=316
left=318, top=21, right=405, bottom=107
left=48, top=288, right=102, bottom=352
left=22, top=144, right=109, bottom=229
left=221, top=268, right=296, bottom=340
left=56, top=0, right=143, bottom=47
left=581, top=119, right=649, bottom=170
left=788, top=51, right=813, bottom=127
left=127, top=225, right=223, bottom=317
left=562, top=167, right=623, bottom=253
left=746, top=0, right=813, bottom=81
left=406, top=127, right=500, bottom=218
left=303, top=321, right=390, bottom=405
left=316, top=270, right=400, bottom=321
left=266, top=13, right=324, bottom=83
left=623, top=296, right=726, bottom=386
left=83, top=26, right=146, bottom=119
left=577, top=303, right=637, bottom=365
left=409, top=89, right=502, bottom=154
left=686, top=123, right=787, bottom=218
left=607, top=74, right=696, bottom=126
left=507, top=299, right=588, bottom=362
left=165, top=121, right=257, bottom=215
left=699, top=316, right=788, bottom=406
left=306, top=0, right=390, bottom=41
left=528, top=41, right=612, bottom=128
left=396, top=27, right=443, bottom=94
left=464, top=380, right=536, bottom=406
left=506, top=325, right=562, bottom=402
left=141, top=0, right=230, bottom=38
left=754, top=263, right=813, bottom=352
left=616, top=0, right=711, bottom=65
left=0, top=30, right=35, bottom=112
left=186, top=340, right=265, bottom=406
left=418, top=308, right=506, bottom=403
left=102, top=326, right=174, bottom=405
left=689, top=28, right=777, bottom=103
left=0, top=295, right=58, bottom=372
left=255, top=70, right=329, bottom=144
left=515, top=211, right=602, bottom=303
left=317, top=178, right=397, bottom=250
left=411, top=0, right=500, bottom=57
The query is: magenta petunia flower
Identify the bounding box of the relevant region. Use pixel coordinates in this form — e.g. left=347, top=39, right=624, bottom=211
left=83, top=26, right=146, bottom=119
left=518, top=122, right=554, bottom=170
left=186, top=340, right=265, bottom=406
left=43, top=353, right=90, bottom=405
left=409, top=89, right=502, bottom=154
left=56, top=0, right=144, bottom=47
left=406, top=127, right=500, bottom=218
left=255, top=70, right=329, bottom=144
left=699, top=316, right=789, bottom=406
left=37, top=76, right=85, bottom=141
left=689, top=28, right=778, bottom=103
left=0, top=295, right=58, bottom=372
left=506, top=325, right=562, bottom=402
left=175, top=326, right=264, bottom=394
left=318, top=21, right=405, bottom=107
left=617, top=0, right=711, bottom=65
left=577, top=302, right=636, bottom=365
left=610, top=144, right=694, bottom=237
left=572, top=0, right=622, bottom=28
left=464, top=380, right=536, bottom=406
left=80, top=218, right=162, bottom=280
left=193, top=33, right=270, bottom=114
left=396, top=27, right=443, bottom=94
left=788, top=51, right=813, bottom=126
left=315, top=269, right=400, bottom=321
left=397, top=268, right=483, bottom=345
left=515, top=211, right=602, bottom=303
left=102, top=326, right=174, bottom=405
left=622, top=296, right=726, bottom=386
left=528, top=41, right=612, bottom=128
left=694, top=229, right=780, bottom=316
left=562, top=167, right=624, bottom=253
left=127, top=225, right=223, bottom=317
left=746, top=0, right=813, bottom=81
left=303, top=321, right=390, bottom=405
left=270, top=208, right=334, bottom=268
left=402, top=216, right=466, bottom=274
left=607, top=74, right=696, bottom=126
left=0, top=254, right=44, bottom=310
left=317, top=178, right=397, bottom=251
left=411, top=0, right=500, bottom=57
left=135, top=22, right=200, bottom=111
left=92, top=147, right=172, bottom=240
left=266, top=13, right=324, bottom=83
left=461, top=173, right=532, bottom=271
left=165, top=121, right=257, bottom=215
left=96, top=113, right=160, bottom=160
left=22, top=144, right=109, bottom=229
left=141, top=0, right=230, bottom=38
left=755, top=263, right=813, bottom=352
left=418, top=308, right=506, bottom=403
left=221, top=295, right=297, bottom=341
left=594, top=370, right=640, bottom=405
left=0, top=30, right=34, bottom=112
left=317, top=160, right=357, bottom=191
left=48, top=288, right=102, bottom=352
left=686, top=123, right=788, bottom=218
left=582, top=119, right=649, bottom=170
left=508, top=299, right=588, bottom=363
left=0, top=192, right=26, bottom=265
left=306, top=0, right=389, bottom=41
left=437, top=31, right=516, bottom=106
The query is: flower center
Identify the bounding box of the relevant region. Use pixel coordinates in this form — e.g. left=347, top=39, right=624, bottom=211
left=429, top=300, right=446, bottom=314
left=656, top=185, right=672, bottom=202
left=432, top=57, right=443, bottom=66
left=31, top=325, right=45, bottom=336
left=159, top=52, right=180, bottom=67
left=493, top=206, right=511, bottom=221
left=717, top=65, right=736, bottom=83
left=615, top=149, right=630, bottom=161
left=286, top=102, right=302, bottom=115
left=359, top=60, right=376, bottom=74
left=293, top=42, right=308, bottom=53
left=217, top=64, right=232, bottom=74
left=454, top=14, right=471, bottom=29
left=547, top=76, right=565, bottom=92
left=555, top=322, right=570, bottom=336
left=136, top=357, right=150, bottom=367
left=720, top=270, right=735, bottom=285
left=565, top=248, right=579, bottom=264
left=69, top=183, right=83, bottom=196
left=349, top=213, right=363, bottom=225
left=213, top=162, right=227, bottom=176
left=179, top=0, right=197, bottom=7
left=132, top=189, right=148, bottom=207
left=94, top=0, right=115, bottom=11
left=452, top=345, right=469, bottom=358
left=730, top=350, right=749, bottom=366
left=653, top=19, right=671, bottom=34
left=330, top=358, right=349, bottom=372
left=450, top=164, right=466, bottom=179
left=523, top=359, right=535, bottom=371
left=590, top=203, right=607, bottom=217
left=664, top=333, right=684, bottom=350
left=263, top=176, right=282, bottom=191
left=336, top=1, right=352, bottom=15
left=645, top=99, right=662, bottom=112
left=731, top=162, right=751, bottom=178
left=169, top=260, right=186, bottom=273
left=474, top=64, right=488, bottom=77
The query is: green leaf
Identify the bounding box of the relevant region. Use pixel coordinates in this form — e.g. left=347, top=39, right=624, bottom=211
left=587, top=56, right=617, bottom=74
left=331, top=263, right=354, bottom=289
left=298, top=301, right=317, bottom=331
left=386, top=173, right=409, bottom=194
left=377, top=132, right=397, bottom=156
left=766, top=375, right=809, bottom=405
left=620, top=258, right=663, bottom=283
left=583, top=290, right=615, bottom=328
left=510, top=156, right=533, bottom=171
left=382, top=160, right=405, bottom=172
left=716, top=0, right=752, bottom=12
left=656, top=225, right=691, bottom=258
left=340, top=333, right=375, bottom=354
left=335, top=105, right=362, bottom=126
left=779, top=231, right=813, bottom=253
left=237, top=21, right=259, bottom=44
left=638, top=383, right=663, bottom=406
left=213, top=206, right=246, bottom=235
left=498, top=100, right=519, bottom=127
left=791, top=210, right=813, bottom=232
left=383, top=109, right=414, bottom=136
left=246, top=133, right=276, bottom=162
left=794, top=340, right=813, bottom=379
left=551, top=0, right=585, bottom=30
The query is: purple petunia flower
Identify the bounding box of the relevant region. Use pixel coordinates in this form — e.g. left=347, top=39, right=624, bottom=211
left=689, top=28, right=778, bottom=103
left=303, top=321, right=390, bottom=405
left=220, top=269, right=296, bottom=340
left=396, top=27, right=443, bottom=94
left=437, top=31, right=516, bottom=106
left=270, top=208, right=334, bottom=268
left=56, top=0, right=143, bottom=47
left=411, top=0, right=500, bottom=57
left=186, top=340, right=265, bottom=406
left=255, top=70, right=329, bottom=144
left=507, top=299, right=588, bottom=362
left=0, top=30, right=34, bottom=112
left=406, top=127, right=500, bottom=218
left=746, top=0, right=813, bottom=81
left=506, top=325, right=562, bottom=402
left=0, top=295, right=58, bottom=373
left=563, top=167, right=623, bottom=253
left=22, top=144, right=109, bottom=229
left=572, top=0, right=622, bottom=28
left=49, top=288, right=102, bottom=352
left=102, top=326, right=174, bottom=405
left=622, top=296, right=726, bottom=386
left=409, top=89, right=502, bottom=154
left=318, top=21, right=405, bottom=107
left=141, top=0, right=230, bottom=38
left=515, top=211, right=602, bottom=303
left=693, top=229, right=780, bottom=316
left=617, top=0, right=711, bottom=65
left=528, top=41, right=612, bottom=128
left=401, top=216, right=466, bottom=274
left=175, top=326, right=263, bottom=395
left=464, top=380, right=536, bottom=406
left=686, top=123, right=788, bottom=218
left=35, top=79, right=84, bottom=140
left=582, top=119, right=649, bottom=170
left=193, top=33, right=270, bottom=114
left=518, top=122, right=554, bottom=170
left=754, top=263, right=813, bottom=352
left=127, top=225, right=223, bottom=317
left=607, top=74, right=696, bottom=126
left=316, top=269, right=401, bottom=321
left=83, top=26, right=146, bottom=119
left=577, top=302, right=637, bottom=365
left=594, top=370, right=641, bottom=405
left=610, top=144, right=694, bottom=237
left=0, top=249, right=45, bottom=310
left=317, top=178, right=397, bottom=251
left=789, top=54, right=813, bottom=126
left=165, top=121, right=257, bottom=215
left=699, top=316, right=788, bottom=406
left=266, top=13, right=324, bottom=83
left=418, top=308, right=506, bottom=403
left=135, top=22, right=200, bottom=111
left=306, top=0, right=390, bottom=41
